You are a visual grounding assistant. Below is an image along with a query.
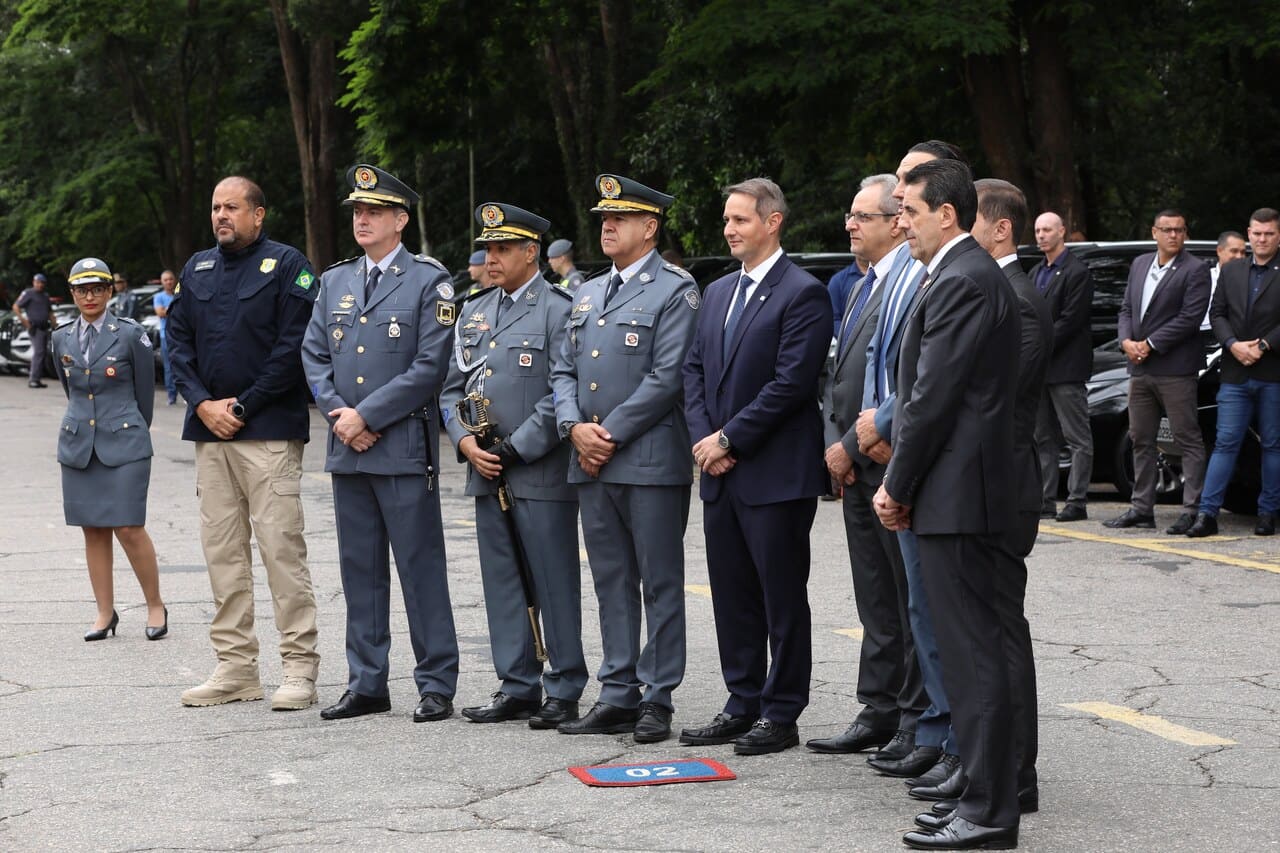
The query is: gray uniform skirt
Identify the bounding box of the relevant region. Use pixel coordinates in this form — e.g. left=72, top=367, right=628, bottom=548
left=62, top=453, right=150, bottom=528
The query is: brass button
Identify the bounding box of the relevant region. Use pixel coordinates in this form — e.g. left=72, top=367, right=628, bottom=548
left=89, top=419, right=95, bottom=426
left=391, top=316, right=397, bottom=322
left=84, top=369, right=90, bottom=375
left=359, top=316, right=368, bottom=324
left=485, top=369, right=493, bottom=377
left=591, top=415, right=600, bottom=423
left=357, top=345, right=365, bottom=353
left=597, top=319, right=605, bottom=326
left=122, top=422, right=128, bottom=428
left=589, top=382, right=598, bottom=391
left=87, top=393, right=93, bottom=400
left=591, top=349, right=600, bottom=358
left=489, top=341, right=497, bottom=349
left=356, top=376, right=364, bottom=384
left=483, top=398, right=491, bottom=406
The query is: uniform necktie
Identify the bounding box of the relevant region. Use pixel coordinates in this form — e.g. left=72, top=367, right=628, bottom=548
left=365, top=265, right=382, bottom=303
left=839, top=268, right=876, bottom=357
left=723, top=274, right=752, bottom=359
left=497, top=294, right=514, bottom=326
left=82, top=323, right=98, bottom=362
left=603, top=273, right=623, bottom=307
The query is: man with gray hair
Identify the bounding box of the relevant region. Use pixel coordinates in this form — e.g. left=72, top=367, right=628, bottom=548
left=807, top=174, right=929, bottom=759
left=681, top=177, right=832, bottom=755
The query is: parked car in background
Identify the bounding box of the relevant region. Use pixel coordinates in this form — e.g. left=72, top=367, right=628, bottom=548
left=0, top=302, right=78, bottom=378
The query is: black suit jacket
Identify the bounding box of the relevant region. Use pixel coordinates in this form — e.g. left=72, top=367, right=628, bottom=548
left=830, top=282, right=885, bottom=479
left=1029, top=249, right=1093, bottom=383
left=1211, top=256, right=1280, bottom=384
left=1118, top=250, right=1210, bottom=377
left=884, top=237, right=1020, bottom=534
left=684, top=253, right=833, bottom=506
left=1005, top=262, right=1053, bottom=515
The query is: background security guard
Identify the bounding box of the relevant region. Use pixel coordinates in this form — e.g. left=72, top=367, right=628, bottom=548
left=549, top=174, right=699, bottom=743
left=302, top=164, right=460, bottom=724
left=440, top=203, right=587, bottom=729
left=547, top=239, right=584, bottom=291
left=54, top=257, right=168, bottom=642
left=168, top=176, right=321, bottom=712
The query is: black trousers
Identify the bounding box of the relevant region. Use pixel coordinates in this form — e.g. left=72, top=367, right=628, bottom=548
left=916, top=531, right=1023, bottom=829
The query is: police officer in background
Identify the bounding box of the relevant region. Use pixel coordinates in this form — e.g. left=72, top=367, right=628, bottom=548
left=463, top=250, right=491, bottom=299
left=13, top=272, right=52, bottom=388
left=168, top=176, right=321, bottom=711
left=302, top=164, right=460, bottom=724
left=440, top=202, right=587, bottom=729
left=550, top=174, right=699, bottom=743
left=547, top=239, right=585, bottom=291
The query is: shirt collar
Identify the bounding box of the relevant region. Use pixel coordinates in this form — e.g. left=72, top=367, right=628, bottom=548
left=366, top=243, right=404, bottom=275
left=611, top=249, right=658, bottom=284
left=996, top=253, right=1019, bottom=269
left=741, top=246, right=785, bottom=284
left=926, top=233, right=970, bottom=276
left=78, top=314, right=107, bottom=335
left=870, top=241, right=909, bottom=281
left=505, top=271, right=542, bottom=304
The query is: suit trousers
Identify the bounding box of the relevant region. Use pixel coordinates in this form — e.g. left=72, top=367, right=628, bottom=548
left=704, top=491, right=816, bottom=725
left=194, top=440, right=318, bottom=681
left=1036, top=382, right=1093, bottom=508
left=917, top=532, right=1021, bottom=830
left=1128, top=373, right=1205, bottom=513
left=474, top=494, right=588, bottom=702
left=28, top=324, right=49, bottom=383
left=898, top=529, right=952, bottom=750
left=578, top=480, right=689, bottom=711
left=841, top=475, right=925, bottom=732
left=331, top=472, right=459, bottom=698
left=996, top=511, right=1040, bottom=792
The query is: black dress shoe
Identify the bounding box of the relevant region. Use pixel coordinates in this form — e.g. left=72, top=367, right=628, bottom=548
left=907, top=752, right=961, bottom=789
left=909, top=754, right=966, bottom=800
left=413, top=691, right=453, bottom=722
left=903, top=817, right=1017, bottom=850
left=680, top=711, right=754, bottom=745
left=1054, top=503, right=1087, bottom=522
left=915, top=811, right=955, bottom=831
left=145, top=606, right=168, bottom=641
left=873, top=729, right=915, bottom=761
left=557, top=701, right=638, bottom=734
left=868, top=745, right=942, bottom=777
left=633, top=702, right=672, bottom=743
left=320, top=690, right=391, bottom=720
left=805, top=721, right=894, bottom=754
left=1039, top=504, right=1057, bottom=519
left=1257, top=512, right=1276, bottom=536
left=1165, top=511, right=1197, bottom=535
left=528, top=697, right=579, bottom=730
left=461, top=691, right=540, bottom=723
left=1185, top=512, right=1218, bottom=538
left=84, top=610, right=119, bottom=641
left=28, top=381, right=47, bottom=388
left=1103, top=509, right=1156, bottom=529
left=733, top=718, right=800, bottom=755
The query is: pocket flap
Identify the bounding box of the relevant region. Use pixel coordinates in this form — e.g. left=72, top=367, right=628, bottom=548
left=61, top=418, right=78, bottom=435
left=615, top=311, right=656, bottom=328
left=375, top=309, right=416, bottom=327
left=507, top=333, right=546, bottom=350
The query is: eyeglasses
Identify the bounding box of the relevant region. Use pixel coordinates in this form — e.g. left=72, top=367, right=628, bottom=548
left=71, top=284, right=112, bottom=298
left=844, top=211, right=896, bottom=224
left=1153, top=226, right=1186, bottom=235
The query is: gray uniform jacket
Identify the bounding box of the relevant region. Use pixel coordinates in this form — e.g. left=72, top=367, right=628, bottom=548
left=550, top=249, right=699, bottom=486
left=301, top=245, right=456, bottom=476
left=52, top=314, right=155, bottom=468
left=440, top=277, right=575, bottom=502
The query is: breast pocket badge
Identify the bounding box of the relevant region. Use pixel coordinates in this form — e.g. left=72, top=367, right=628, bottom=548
left=518, top=353, right=533, bottom=367
left=105, top=366, right=117, bottom=377
left=388, top=321, right=401, bottom=339
left=624, top=332, right=640, bottom=347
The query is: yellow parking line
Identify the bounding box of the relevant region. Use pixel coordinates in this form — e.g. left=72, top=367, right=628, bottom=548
left=833, top=627, right=864, bottom=641
left=1040, top=523, right=1280, bottom=575
left=685, top=584, right=712, bottom=598
left=1061, top=702, right=1236, bottom=746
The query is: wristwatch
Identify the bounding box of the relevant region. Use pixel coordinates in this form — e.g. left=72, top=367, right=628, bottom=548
left=1260, top=339, right=1271, bottom=354
left=558, top=420, right=580, bottom=440
left=717, top=429, right=731, bottom=451
left=231, top=402, right=246, bottom=420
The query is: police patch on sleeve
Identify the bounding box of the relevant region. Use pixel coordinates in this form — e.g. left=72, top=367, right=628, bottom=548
left=436, top=300, right=456, bottom=326
left=139, top=329, right=153, bottom=348
left=436, top=281, right=454, bottom=300
left=685, top=290, right=700, bottom=310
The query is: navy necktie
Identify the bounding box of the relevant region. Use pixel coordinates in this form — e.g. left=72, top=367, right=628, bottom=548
left=365, top=265, right=382, bottom=302
left=604, top=273, right=623, bottom=307
left=82, top=323, right=98, bottom=361
left=723, top=274, right=752, bottom=359
left=839, top=269, right=876, bottom=357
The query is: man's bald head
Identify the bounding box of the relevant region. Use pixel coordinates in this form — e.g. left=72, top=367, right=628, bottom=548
left=1034, top=211, right=1066, bottom=257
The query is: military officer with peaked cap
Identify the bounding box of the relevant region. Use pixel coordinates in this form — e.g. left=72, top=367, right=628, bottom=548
left=439, top=202, right=588, bottom=729
left=301, top=163, right=461, bottom=723
left=549, top=174, right=700, bottom=743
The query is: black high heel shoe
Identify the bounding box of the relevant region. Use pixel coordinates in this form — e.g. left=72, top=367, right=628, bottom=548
left=145, top=606, right=169, bottom=641
left=84, top=610, right=119, bottom=642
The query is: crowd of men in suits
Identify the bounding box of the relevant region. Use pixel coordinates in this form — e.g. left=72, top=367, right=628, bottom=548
left=158, top=136, right=1278, bottom=851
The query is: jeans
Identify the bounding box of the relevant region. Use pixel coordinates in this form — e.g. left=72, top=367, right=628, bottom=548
left=1199, top=379, right=1280, bottom=516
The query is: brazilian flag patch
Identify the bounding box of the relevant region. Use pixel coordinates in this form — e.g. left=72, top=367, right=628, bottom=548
left=295, top=270, right=315, bottom=290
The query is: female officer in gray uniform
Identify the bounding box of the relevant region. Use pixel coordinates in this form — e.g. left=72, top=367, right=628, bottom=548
left=53, top=257, right=168, bottom=641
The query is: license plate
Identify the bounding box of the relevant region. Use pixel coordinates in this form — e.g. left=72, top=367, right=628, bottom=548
left=1156, top=417, right=1174, bottom=443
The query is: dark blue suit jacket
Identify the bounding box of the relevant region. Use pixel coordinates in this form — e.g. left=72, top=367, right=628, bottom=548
left=683, top=253, right=833, bottom=506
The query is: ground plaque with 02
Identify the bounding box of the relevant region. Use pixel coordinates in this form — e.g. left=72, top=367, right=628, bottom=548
left=568, top=758, right=737, bottom=787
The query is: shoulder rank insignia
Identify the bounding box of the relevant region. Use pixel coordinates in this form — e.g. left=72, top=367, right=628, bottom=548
left=664, top=262, right=694, bottom=280
left=325, top=254, right=361, bottom=272
left=436, top=300, right=456, bottom=326
left=415, top=253, right=448, bottom=272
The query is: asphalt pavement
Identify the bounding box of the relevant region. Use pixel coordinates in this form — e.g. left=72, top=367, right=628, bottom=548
left=1, top=377, right=1276, bottom=852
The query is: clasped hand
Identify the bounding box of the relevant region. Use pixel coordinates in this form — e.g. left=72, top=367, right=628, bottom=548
left=329, top=407, right=380, bottom=452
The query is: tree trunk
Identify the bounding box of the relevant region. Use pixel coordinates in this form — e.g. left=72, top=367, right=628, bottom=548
left=961, top=49, right=1038, bottom=236
left=1024, top=5, right=1088, bottom=238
